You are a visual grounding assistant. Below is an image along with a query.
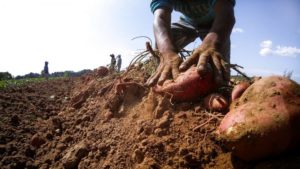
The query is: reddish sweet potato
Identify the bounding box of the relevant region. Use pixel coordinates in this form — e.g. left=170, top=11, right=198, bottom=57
left=217, top=76, right=300, bottom=161
left=231, top=81, right=250, bottom=101
left=153, top=66, right=216, bottom=101
left=204, top=93, right=229, bottom=112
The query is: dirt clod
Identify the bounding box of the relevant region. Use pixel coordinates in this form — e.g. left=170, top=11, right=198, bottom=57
left=62, top=141, right=89, bottom=169
left=30, top=134, right=46, bottom=148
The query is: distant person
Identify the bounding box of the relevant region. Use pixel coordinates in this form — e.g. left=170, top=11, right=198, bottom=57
left=110, top=54, right=116, bottom=71
left=43, top=61, right=49, bottom=79
left=116, top=55, right=122, bottom=72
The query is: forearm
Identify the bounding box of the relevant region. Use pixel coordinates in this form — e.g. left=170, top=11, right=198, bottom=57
left=204, top=0, right=235, bottom=49
left=153, top=9, right=177, bottom=56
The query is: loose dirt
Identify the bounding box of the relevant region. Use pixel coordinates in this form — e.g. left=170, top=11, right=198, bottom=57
left=0, top=63, right=299, bottom=169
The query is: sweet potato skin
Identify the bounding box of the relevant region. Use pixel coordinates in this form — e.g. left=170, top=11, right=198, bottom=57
left=153, top=66, right=216, bottom=101
left=204, top=93, right=229, bottom=112
left=217, top=76, right=300, bottom=161
left=231, top=81, right=250, bottom=101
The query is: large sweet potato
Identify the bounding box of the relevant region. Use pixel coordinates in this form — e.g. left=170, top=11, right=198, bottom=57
left=217, top=76, right=300, bottom=161
left=153, top=66, right=217, bottom=101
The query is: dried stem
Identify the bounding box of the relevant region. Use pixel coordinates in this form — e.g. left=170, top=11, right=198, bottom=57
left=229, top=64, right=251, bottom=81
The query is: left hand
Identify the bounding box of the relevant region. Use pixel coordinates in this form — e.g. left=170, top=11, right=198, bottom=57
left=179, top=43, right=229, bottom=86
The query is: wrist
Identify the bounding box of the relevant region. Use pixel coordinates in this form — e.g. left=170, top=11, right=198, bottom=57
left=160, top=50, right=178, bottom=58
left=202, top=32, right=221, bottom=49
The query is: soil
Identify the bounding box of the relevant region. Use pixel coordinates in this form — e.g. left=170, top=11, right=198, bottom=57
left=0, top=63, right=299, bottom=169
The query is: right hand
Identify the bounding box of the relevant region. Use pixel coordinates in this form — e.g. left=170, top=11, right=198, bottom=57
left=145, top=52, right=182, bottom=86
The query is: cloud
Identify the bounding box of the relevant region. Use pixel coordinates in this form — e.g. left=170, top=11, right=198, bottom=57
left=274, top=46, right=300, bottom=57
left=259, top=40, right=273, bottom=56
left=260, top=40, right=272, bottom=48
left=259, top=40, right=300, bottom=57
left=232, top=27, right=244, bottom=33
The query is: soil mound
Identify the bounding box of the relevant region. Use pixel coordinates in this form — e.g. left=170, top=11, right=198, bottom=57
left=0, top=63, right=299, bottom=169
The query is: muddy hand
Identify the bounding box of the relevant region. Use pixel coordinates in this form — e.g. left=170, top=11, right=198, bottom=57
left=179, top=47, right=229, bottom=86
left=146, top=53, right=182, bottom=86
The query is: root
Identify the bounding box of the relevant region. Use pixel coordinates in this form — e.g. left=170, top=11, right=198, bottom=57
left=131, top=36, right=153, bottom=47
left=193, top=116, right=215, bottom=132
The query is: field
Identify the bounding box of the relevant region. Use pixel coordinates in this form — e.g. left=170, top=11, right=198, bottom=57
left=0, top=63, right=299, bottom=169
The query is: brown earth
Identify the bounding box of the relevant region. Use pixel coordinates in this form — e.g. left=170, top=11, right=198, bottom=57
left=0, top=63, right=299, bottom=169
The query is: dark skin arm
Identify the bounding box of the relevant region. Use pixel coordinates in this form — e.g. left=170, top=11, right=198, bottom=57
left=146, top=0, right=235, bottom=86
left=180, top=0, right=235, bottom=85
left=146, top=8, right=182, bottom=86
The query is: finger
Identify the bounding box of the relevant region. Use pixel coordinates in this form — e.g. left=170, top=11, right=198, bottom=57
left=158, top=67, right=170, bottom=85
left=172, top=67, right=180, bottom=79
left=145, top=61, right=164, bottom=86
left=211, top=53, right=224, bottom=86
left=220, top=59, right=230, bottom=82
left=146, top=71, right=160, bottom=86
left=196, top=52, right=210, bottom=75
left=179, top=52, right=199, bottom=71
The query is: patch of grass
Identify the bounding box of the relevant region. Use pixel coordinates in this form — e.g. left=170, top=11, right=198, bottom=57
left=0, top=78, right=46, bottom=89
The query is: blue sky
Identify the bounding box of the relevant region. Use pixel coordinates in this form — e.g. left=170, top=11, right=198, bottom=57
left=0, top=0, right=299, bottom=82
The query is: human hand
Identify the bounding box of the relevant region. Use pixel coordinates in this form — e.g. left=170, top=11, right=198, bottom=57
left=146, top=52, right=182, bottom=86
left=179, top=44, right=229, bottom=86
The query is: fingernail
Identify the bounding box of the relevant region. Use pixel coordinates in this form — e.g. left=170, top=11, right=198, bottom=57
left=158, top=80, right=164, bottom=85
left=197, top=66, right=206, bottom=75
left=179, top=65, right=185, bottom=70
left=146, top=80, right=153, bottom=86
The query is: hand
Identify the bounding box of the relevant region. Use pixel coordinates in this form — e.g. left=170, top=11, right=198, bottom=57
left=179, top=44, right=229, bottom=86
left=146, top=52, right=182, bottom=86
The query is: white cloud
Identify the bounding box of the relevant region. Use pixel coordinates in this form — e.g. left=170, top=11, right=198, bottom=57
left=259, top=40, right=300, bottom=57
left=260, top=40, right=272, bottom=48
left=259, top=47, right=272, bottom=56
left=232, top=27, right=244, bottom=33
left=274, top=46, right=300, bottom=57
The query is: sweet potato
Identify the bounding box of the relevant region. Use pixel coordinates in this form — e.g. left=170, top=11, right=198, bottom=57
left=204, top=93, right=229, bottom=112
left=217, top=76, right=300, bottom=161
left=153, top=66, right=216, bottom=101
left=231, top=81, right=250, bottom=101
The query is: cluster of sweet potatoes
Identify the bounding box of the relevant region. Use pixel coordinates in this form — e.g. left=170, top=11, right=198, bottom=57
left=152, top=65, right=228, bottom=111
left=152, top=67, right=300, bottom=161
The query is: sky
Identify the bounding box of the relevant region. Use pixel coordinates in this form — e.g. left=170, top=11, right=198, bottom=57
left=0, top=0, right=300, bottom=82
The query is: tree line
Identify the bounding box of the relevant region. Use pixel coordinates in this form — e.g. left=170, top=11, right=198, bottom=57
left=0, top=69, right=91, bottom=80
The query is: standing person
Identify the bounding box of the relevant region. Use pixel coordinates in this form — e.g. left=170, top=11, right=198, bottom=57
left=116, top=55, right=122, bottom=72
left=110, top=54, right=116, bottom=71
left=146, top=0, right=236, bottom=87
left=43, top=61, right=49, bottom=79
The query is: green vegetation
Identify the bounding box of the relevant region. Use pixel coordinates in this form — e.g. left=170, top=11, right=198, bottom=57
left=0, top=72, right=13, bottom=80
left=0, top=78, right=46, bottom=89
left=231, top=75, right=250, bottom=82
